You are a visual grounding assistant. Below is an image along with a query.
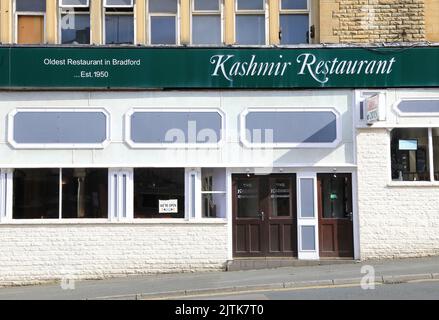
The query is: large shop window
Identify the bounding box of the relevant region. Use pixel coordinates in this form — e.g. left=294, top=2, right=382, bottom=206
left=133, top=168, right=185, bottom=218
left=149, top=0, right=178, bottom=44
left=242, top=109, right=339, bottom=147
left=128, top=110, right=223, bottom=147
left=235, top=0, right=266, bottom=45
left=13, top=168, right=108, bottom=219
left=104, top=0, right=134, bottom=44
left=9, top=110, right=108, bottom=148
left=60, top=0, right=90, bottom=44
left=13, top=169, right=59, bottom=219
left=192, top=0, right=222, bottom=45
left=16, top=0, right=46, bottom=44
left=279, top=0, right=309, bottom=44
left=391, top=128, right=430, bottom=181
left=61, top=169, right=108, bottom=218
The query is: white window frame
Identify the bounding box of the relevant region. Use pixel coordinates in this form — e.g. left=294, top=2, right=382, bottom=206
left=14, top=0, right=47, bottom=44
left=7, top=107, right=111, bottom=149
left=147, top=0, right=180, bottom=45
left=103, top=4, right=135, bottom=45
left=59, top=5, right=91, bottom=45
left=190, top=0, right=223, bottom=45
left=109, top=168, right=134, bottom=221
left=103, top=0, right=134, bottom=8
left=279, top=0, right=311, bottom=44
left=393, top=98, right=439, bottom=117
left=239, top=107, right=341, bottom=149
left=185, top=168, right=201, bottom=220
left=0, top=169, right=13, bottom=222
left=125, top=107, right=226, bottom=149
left=59, top=0, right=90, bottom=8
left=200, top=168, right=227, bottom=218
left=389, top=127, right=438, bottom=184
left=296, top=172, right=319, bottom=260
left=234, top=0, right=268, bottom=45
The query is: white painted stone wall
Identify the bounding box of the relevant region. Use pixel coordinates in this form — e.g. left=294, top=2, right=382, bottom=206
left=0, top=222, right=228, bottom=285
left=357, top=128, right=439, bottom=259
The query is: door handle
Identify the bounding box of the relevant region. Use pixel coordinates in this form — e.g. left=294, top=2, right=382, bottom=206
left=260, top=211, right=265, bottom=221
left=347, top=212, right=353, bottom=221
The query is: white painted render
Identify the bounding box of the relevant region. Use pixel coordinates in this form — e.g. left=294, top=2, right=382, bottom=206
left=0, top=90, right=354, bottom=168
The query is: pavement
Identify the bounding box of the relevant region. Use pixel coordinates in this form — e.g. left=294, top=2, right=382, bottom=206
left=186, top=280, right=439, bottom=300
left=0, top=256, right=438, bottom=300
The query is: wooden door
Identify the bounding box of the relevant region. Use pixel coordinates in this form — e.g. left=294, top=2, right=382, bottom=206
left=266, top=176, right=297, bottom=256
left=233, top=176, right=266, bottom=257
left=233, top=174, right=297, bottom=257
left=17, top=15, right=44, bottom=44
left=318, top=173, right=354, bottom=258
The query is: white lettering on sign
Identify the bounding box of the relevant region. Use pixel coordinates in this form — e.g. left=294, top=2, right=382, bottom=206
left=210, top=54, right=396, bottom=85
left=159, top=199, right=178, bottom=214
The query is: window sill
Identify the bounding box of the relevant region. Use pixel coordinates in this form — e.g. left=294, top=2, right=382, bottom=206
left=0, top=218, right=228, bottom=225
left=387, top=181, right=439, bottom=187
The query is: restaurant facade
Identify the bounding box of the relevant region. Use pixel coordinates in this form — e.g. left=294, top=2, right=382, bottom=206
left=0, top=0, right=438, bottom=284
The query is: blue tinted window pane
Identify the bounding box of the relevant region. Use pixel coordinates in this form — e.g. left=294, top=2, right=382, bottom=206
left=13, top=112, right=107, bottom=144
left=61, top=0, right=89, bottom=6
left=280, top=14, right=308, bottom=44
left=149, top=0, right=177, bottom=13
left=397, top=100, right=439, bottom=113
left=105, top=0, right=133, bottom=6
left=105, top=15, right=134, bottom=44
left=192, top=15, right=221, bottom=44
left=61, top=14, right=90, bottom=44
left=281, top=0, right=308, bottom=10
left=194, top=0, right=219, bottom=11
left=300, top=179, right=314, bottom=218
left=16, top=0, right=46, bottom=11
left=245, top=111, right=337, bottom=144
left=236, top=15, right=265, bottom=45
left=131, top=112, right=222, bottom=144
left=237, top=0, right=264, bottom=10
left=301, top=226, right=316, bottom=250
left=150, top=16, right=176, bottom=44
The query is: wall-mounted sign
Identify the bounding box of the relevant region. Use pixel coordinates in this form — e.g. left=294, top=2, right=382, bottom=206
left=0, top=46, right=438, bottom=89
left=158, top=199, right=178, bottom=214
left=366, top=94, right=380, bottom=124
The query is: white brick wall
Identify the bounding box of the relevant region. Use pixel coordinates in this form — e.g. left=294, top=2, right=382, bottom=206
left=357, top=128, right=439, bottom=259
left=0, top=222, right=228, bottom=285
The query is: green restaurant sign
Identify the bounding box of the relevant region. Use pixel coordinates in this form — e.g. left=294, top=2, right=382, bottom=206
left=0, top=45, right=438, bottom=89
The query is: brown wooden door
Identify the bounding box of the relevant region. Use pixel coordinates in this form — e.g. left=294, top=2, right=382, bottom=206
left=317, top=173, right=354, bottom=258
left=17, top=15, right=44, bottom=44
left=233, top=174, right=297, bottom=257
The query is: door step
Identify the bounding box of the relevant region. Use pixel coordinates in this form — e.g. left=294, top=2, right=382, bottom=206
left=226, top=258, right=357, bottom=271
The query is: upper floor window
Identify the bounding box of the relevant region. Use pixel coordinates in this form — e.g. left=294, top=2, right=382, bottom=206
left=279, top=0, right=310, bottom=44
left=60, top=0, right=91, bottom=44
left=191, top=0, right=222, bottom=45
left=235, top=0, right=266, bottom=45
left=148, top=0, right=179, bottom=45
left=104, top=0, right=135, bottom=44
left=15, top=0, right=46, bottom=44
